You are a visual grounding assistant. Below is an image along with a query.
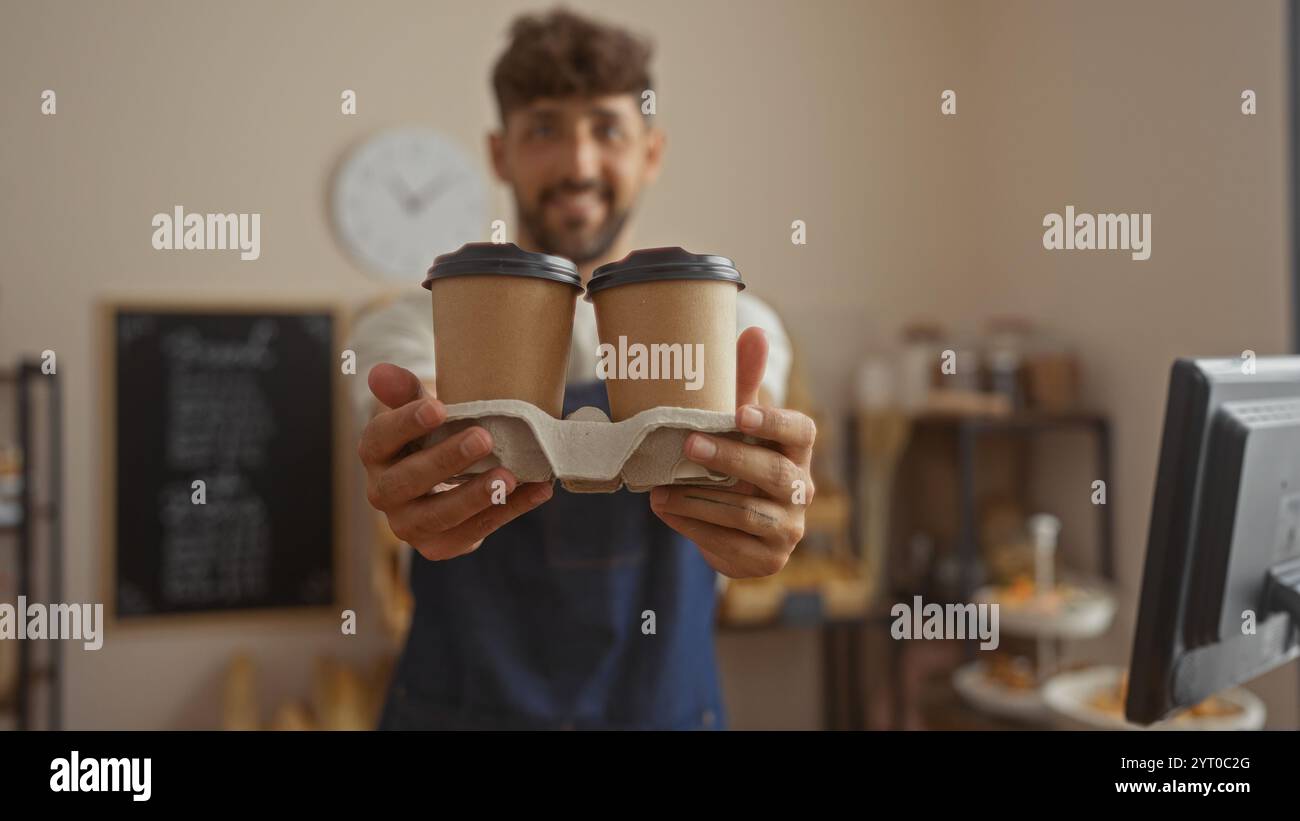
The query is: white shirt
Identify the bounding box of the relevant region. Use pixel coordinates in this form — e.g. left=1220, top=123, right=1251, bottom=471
left=346, top=288, right=792, bottom=419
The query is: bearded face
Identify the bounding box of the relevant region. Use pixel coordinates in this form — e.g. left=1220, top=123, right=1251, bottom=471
left=491, top=94, right=662, bottom=265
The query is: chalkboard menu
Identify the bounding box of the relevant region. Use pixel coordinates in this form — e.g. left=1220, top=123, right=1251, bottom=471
left=111, top=307, right=336, bottom=618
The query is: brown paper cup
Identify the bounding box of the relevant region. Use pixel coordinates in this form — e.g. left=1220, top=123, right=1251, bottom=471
left=587, top=248, right=745, bottom=421
left=424, top=243, right=581, bottom=418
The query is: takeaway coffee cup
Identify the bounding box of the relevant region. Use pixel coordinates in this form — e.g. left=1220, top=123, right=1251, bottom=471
left=423, top=242, right=582, bottom=418
left=586, top=247, right=745, bottom=421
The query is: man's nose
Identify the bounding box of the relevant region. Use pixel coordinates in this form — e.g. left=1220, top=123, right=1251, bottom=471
left=558, top=131, right=601, bottom=181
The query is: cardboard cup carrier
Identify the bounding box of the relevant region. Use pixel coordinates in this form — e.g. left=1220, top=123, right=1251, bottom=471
left=419, top=244, right=752, bottom=493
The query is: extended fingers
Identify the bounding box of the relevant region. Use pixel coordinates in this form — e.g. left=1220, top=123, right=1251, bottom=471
left=682, top=433, right=809, bottom=501
left=414, top=481, right=554, bottom=561
left=368, top=363, right=428, bottom=410
left=735, top=327, right=769, bottom=408
left=650, top=486, right=797, bottom=546
left=387, top=468, right=517, bottom=544
left=367, top=426, right=494, bottom=510
left=358, top=397, right=446, bottom=467
left=652, top=509, right=789, bottom=578
left=735, top=404, right=816, bottom=463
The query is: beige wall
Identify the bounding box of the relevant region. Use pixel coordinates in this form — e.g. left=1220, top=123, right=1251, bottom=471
left=0, top=0, right=1293, bottom=728
left=953, top=0, right=1296, bottom=727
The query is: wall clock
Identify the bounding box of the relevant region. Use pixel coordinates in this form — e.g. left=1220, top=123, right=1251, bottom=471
left=332, top=128, right=487, bottom=282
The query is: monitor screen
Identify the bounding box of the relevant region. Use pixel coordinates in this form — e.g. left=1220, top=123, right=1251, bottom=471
left=1126, top=356, right=1300, bottom=724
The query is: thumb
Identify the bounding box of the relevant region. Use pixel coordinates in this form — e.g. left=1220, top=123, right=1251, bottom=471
left=367, top=363, right=429, bottom=410
left=735, top=326, right=768, bottom=408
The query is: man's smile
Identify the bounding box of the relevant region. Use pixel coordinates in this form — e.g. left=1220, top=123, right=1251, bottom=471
left=546, top=187, right=608, bottom=223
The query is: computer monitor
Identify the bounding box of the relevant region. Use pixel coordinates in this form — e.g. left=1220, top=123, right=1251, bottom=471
left=1126, top=355, right=1300, bottom=725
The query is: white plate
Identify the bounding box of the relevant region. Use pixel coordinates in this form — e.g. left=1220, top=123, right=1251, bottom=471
left=974, top=581, right=1116, bottom=639
left=1042, top=666, right=1265, bottom=731
left=952, top=660, right=1048, bottom=723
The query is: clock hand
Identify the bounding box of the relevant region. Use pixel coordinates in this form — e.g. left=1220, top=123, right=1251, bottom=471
left=387, top=177, right=419, bottom=214
left=408, top=174, right=450, bottom=211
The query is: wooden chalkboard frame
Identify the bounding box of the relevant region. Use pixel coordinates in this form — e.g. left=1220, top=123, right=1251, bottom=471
left=100, top=299, right=350, bottom=627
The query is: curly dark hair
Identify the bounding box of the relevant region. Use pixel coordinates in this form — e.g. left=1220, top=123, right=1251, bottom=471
left=491, top=7, right=654, bottom=123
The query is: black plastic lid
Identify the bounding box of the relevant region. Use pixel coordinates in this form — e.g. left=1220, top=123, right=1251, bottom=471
left=423, top=242, right=582, bottom=290
left=584, top=247, right=745, bottom=300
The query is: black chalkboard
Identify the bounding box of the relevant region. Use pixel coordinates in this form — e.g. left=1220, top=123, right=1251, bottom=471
left=111, top=307, right=336, bottom=618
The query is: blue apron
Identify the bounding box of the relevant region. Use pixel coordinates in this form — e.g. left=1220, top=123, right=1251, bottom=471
left=378, top=380, right=726, bottom=730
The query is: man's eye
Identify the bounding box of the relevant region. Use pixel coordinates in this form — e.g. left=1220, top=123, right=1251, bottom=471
left=528, top=123, right=556, bottom=139
left=598, top=124, right=623, bottom=140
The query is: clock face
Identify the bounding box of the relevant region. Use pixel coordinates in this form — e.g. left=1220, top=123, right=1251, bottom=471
left=332, top=128, right=487, bottom=282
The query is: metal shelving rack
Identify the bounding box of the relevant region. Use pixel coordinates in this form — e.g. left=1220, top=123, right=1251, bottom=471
left=0, top=359, right=63, bottom=730
left=946, top=411, right=1115, bottom=602
left=848, top=408, right=1115, bottom=729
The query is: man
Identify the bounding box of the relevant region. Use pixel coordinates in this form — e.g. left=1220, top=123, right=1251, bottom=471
left=352, top=8, right=816, bottom=729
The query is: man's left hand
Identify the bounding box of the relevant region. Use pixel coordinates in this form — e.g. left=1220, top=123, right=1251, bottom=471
left=649, top=327, right=816, bottom=578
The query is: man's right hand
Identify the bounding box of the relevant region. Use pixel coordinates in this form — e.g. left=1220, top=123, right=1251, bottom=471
left=358, top=363, right=554, bottom=561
